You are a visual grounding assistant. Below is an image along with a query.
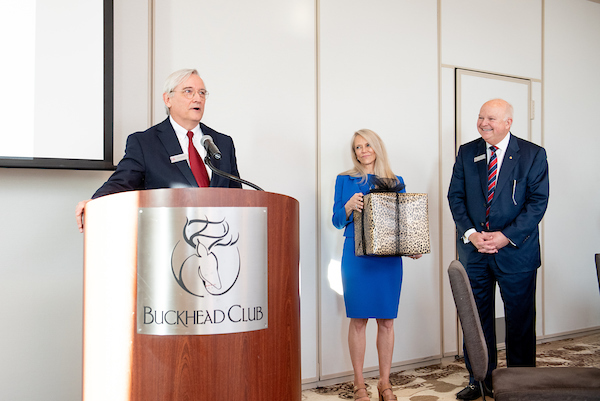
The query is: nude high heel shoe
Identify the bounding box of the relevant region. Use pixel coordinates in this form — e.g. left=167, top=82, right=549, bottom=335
left=353, top=384, right=370, bottom=401
left=377, top=382, right=397, bottom=401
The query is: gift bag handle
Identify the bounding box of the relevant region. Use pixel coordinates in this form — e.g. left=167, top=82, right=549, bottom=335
left=395, top=192, right=401, bottom=255
left=361, top=202, right=367, bottom=256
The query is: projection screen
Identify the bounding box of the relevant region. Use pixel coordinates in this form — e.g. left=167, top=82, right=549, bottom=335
left=0, top=0, right=113, bottom=170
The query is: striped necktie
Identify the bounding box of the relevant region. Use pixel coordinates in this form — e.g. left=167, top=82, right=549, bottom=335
left=486, top=145, right=498, bottom=230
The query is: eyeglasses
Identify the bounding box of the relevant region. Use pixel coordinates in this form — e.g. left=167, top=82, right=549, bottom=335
left=173, top=89, right=209, bottom=99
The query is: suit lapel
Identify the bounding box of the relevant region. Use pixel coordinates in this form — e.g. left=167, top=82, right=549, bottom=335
left=156, top=118, right=198, bottom=187
left=494, top=134, right=520, bottom=200
left=475, top=140, right=489, bottom=199
left=200, top=123, right=221, bottom=171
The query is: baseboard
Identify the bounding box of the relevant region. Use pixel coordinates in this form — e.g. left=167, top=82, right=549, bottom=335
left=537, top=327, right=600, bottom=343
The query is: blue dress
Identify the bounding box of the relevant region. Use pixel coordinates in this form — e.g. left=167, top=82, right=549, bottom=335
left=332, top=174, right=405, bottom=319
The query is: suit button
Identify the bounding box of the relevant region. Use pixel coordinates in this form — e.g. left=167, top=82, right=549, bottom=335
left=480, top=222, right=485, bottom=227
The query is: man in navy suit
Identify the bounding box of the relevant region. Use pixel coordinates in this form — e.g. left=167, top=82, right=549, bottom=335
left=76, top=69, right=241, bottom=232
left=448, top=99, right=549, bottom=400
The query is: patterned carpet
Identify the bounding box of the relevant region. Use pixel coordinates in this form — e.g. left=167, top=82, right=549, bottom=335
left=302, top=332, right=600, bottom=401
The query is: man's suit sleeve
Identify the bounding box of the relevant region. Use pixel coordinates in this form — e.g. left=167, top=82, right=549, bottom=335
left=92, top=134, right=146, bottom=198
left=332, top=175, right=352, bottom=230
left=203, top=125, right=242, bottom=189
left=222, top=135, right=242, bottom=188
left=501, top=146, right=549, bottom=246
left=447, top=146, right=475, bottom=237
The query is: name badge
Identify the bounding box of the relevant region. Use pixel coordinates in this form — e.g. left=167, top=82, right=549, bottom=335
left=170, top=153, right=187, bottom=163
left=473, top=154, right=486, bottom=163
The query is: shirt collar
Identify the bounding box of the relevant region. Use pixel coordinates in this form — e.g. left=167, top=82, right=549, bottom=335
left=486, top=132, right=511, bottom=153
left=169, top=116, right=200, bottom=139
left=169, top=116, right=206, bottom=158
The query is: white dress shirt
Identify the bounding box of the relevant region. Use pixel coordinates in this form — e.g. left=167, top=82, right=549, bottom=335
left=169, top=116, right=212, bottom=179
left=462, top=133, right=512, bottom=242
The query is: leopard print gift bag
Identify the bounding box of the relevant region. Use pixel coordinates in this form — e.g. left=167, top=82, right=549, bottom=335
left=354, top=192, right=431, bottom=257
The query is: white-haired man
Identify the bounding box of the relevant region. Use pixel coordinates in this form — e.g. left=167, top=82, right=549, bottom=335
left=448, top=99, right=549, bottom=400
left=76, top=69, right=241, bottom=232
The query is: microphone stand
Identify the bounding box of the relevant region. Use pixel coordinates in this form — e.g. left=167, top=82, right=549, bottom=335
left=204, top=156, right=264, bottom=191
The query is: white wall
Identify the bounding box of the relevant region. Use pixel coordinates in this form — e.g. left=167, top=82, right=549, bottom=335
left=1, top=1, right=599, bottom=399
left=543, top=0, right=600, bottom=334
left=318, top=0, right=440, bottom=380
left=150, top=0, right=319, bottom=380
left=0, top=169, right=109, bottom=400
left=441, top=0, right=542, bottom=80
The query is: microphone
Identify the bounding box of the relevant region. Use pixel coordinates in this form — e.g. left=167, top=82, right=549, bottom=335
left=200, top=135, right=222, bottom=160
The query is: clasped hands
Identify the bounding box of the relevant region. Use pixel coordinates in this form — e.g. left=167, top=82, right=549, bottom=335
left=469, top=231, right=510, bottom=254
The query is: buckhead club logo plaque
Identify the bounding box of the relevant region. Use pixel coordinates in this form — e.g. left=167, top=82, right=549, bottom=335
left=136, top=207, right=268, bottom=335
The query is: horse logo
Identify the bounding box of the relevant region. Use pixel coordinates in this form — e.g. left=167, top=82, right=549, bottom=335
left=171, top=216, right=241, bottom=297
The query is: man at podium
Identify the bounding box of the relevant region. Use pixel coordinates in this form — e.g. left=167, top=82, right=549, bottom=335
left=75, top=68, right=242, bottom=232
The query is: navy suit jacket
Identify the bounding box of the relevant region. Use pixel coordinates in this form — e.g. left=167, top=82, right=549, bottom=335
left=93, top=118, right=242, bottom=199
left=447, top=134, right=549, bottom=274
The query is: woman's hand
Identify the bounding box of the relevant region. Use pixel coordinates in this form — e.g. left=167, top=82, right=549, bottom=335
left=407, top=254, right=422, bottom=260
left=344, top=192, right=364, bottom=218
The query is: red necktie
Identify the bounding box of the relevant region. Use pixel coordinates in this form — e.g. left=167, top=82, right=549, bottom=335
left=486, top=145, right=498, bottom=230
left=187, top=131, right=210, bottom=187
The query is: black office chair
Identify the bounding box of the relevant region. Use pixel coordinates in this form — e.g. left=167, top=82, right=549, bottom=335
left=447, top=260, right=489, bottom=400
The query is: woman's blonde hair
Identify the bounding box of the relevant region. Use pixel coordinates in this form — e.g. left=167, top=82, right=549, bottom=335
left=341, top=129, right=398, bottom=183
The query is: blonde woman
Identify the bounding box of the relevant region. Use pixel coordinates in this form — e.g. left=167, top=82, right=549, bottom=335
left=332, top=129, right=421, bottom=401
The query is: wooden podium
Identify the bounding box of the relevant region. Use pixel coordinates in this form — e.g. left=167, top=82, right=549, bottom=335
left=83, top=188, right=300, bottom=401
